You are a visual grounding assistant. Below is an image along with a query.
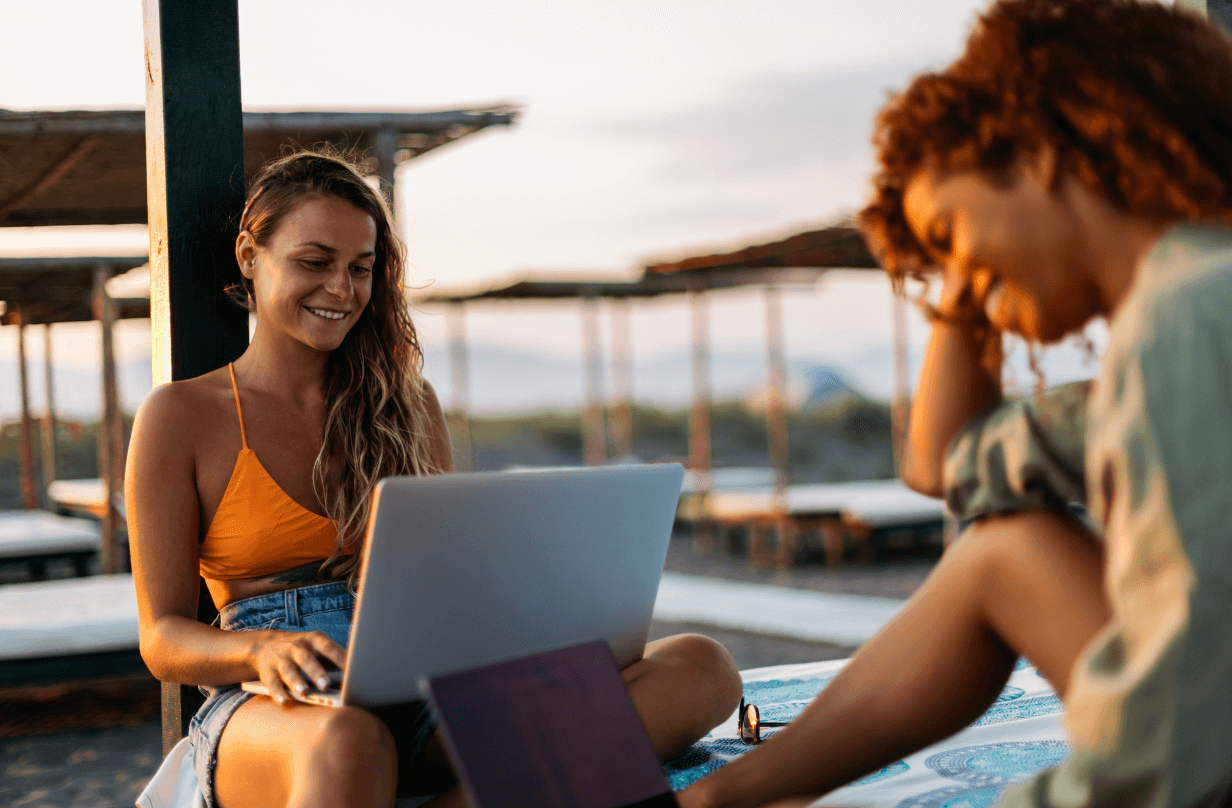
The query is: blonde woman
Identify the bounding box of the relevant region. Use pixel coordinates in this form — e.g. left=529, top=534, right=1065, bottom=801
left=127, top=151, right=742, bottom=808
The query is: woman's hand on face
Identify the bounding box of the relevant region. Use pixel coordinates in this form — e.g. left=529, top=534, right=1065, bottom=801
left=931, top=269, right=1003, bottom=373
left=249, top=630, right=347, bottom=705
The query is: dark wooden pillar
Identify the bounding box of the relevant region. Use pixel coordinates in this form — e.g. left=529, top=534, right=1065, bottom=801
left=94, top=267, right=121, bottom=573
left=580, top=294, right=606, bottom=466
left=445, top=301, right=474, bottom=472
left=144, top=0, right=249, bottom=388
left=607, top=297, right=633, bottom=460
left=373, top=125, right=397, bottom=219
left=40, top=324, right=57, bottom=500
left=144, top=0, right=248, bottom=757
left=16, top=316, right=38, bottom=510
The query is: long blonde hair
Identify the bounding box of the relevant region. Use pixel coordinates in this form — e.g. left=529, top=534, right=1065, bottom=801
left=229, top=149, right=442, bottom=587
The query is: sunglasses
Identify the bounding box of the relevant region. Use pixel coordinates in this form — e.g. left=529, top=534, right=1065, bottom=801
left=737, top=697, right=790, bottom=745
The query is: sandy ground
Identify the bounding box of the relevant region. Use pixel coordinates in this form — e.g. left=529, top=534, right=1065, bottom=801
left=1, top=535, right=937, bottom=807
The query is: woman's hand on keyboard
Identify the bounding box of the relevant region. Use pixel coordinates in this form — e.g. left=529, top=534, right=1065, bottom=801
left=249, top=630, right=347, bottom=705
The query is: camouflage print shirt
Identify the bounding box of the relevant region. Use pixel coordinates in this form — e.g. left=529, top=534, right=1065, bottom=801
left=945, top=224, right=1232, bottom=808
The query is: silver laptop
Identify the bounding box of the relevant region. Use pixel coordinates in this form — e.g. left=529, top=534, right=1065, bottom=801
left=244, top=463, right=683, bottom=708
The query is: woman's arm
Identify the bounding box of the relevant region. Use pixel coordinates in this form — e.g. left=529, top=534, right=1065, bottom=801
left=126, top=384, right=345, bottom=700
left=900, top=316, right=1002, bottom=497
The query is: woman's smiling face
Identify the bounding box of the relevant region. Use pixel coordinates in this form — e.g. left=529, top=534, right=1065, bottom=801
left=239, top=195, right=377, bottom=354
left=902, top=158, right=1101, bottom=343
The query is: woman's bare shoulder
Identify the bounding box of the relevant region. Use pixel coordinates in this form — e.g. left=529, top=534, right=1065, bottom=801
left=131, top=368, right=235, bottom=450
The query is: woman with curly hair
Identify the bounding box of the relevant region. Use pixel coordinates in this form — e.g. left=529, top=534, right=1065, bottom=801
left=679, top=2, right=1232, bottom=807
left=127, top=150, right=742, bottom=808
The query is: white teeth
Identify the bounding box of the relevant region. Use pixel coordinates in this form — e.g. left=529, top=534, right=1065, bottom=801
left=306, top=307, right=347, bottom=320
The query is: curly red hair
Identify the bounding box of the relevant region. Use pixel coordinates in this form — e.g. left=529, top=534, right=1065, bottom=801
left=859, top=0, right=1232, bottom=279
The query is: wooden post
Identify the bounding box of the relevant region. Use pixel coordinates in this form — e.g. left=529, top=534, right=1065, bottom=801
left=764, top=286, right=796, bottom=568
left=144, top=0, right=249, bottom=388
left=688, top=280, right=712, bottom=489
left=144, top=0, right=248, bottom=756
left=764, top=286, right=790, bottom=491
left=16, top=315, right=38, bottom=510
left=40, top=324, right=58, bottom=503
left=607, top=297, right=633, bottom=460
left=445, top=301, right=474, bottom=472
left=94, top=266, right=120, bottom=574
left=891, top=291, right=910, bottom=475
left=580, top=294, right=607, bottom=466
left=373, top=125, right=397, bottom=219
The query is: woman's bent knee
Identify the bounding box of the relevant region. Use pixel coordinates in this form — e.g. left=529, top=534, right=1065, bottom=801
left=301, top=706, right=397, bottom=785
left=660, top=633, right=743, bottom=715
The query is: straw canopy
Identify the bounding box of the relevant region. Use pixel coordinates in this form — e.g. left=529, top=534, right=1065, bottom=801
left=0, top=106, right=518, bottom=227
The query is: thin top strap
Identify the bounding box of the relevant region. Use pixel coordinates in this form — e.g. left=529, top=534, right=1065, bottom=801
left=227, top=363, right=248, bottom=450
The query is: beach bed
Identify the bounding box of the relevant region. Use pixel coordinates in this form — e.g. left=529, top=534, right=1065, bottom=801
left=698, top=480, right=945, bottom=568
left=0, top=573, right=143, bottom=687
left=0, top=510, right=102, bottom=579
left=48, top=478, right=126, bottom=522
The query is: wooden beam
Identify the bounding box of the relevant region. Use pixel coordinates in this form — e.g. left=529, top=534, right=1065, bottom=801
left=581, top=296, right=607, bottom=466
left=144, top=0, right=246, bottom=756
left=144, top=0, right=249, bottom=386
left=445, top=302, right=474, bottom=472
left=16, top=317, right=38, bottom=510
left=40, top=324, right=57, bottom=502
left=607, top=298, right=633, bottom=460
left=94, top=266, right=120, bottom=574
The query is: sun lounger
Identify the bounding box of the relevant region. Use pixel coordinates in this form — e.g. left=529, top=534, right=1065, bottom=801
left=0, top=573, right=143, bottom=687
left=0, top=510, right=102, bottom=579
left=47, top=478, right=127, bottom=521
left=139, top=656, right=1066, bottom=808
left=698, top=480, right=945, bottom=567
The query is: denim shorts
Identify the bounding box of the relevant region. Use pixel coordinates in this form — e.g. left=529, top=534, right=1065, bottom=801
left=188, top=582, right=439, bottom=808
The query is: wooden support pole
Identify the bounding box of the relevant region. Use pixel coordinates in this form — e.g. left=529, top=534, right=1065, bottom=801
left=581, top=295, right=607, bottom=466
left=144, top=0, right=249, bottom=388
left=16, top=316, right=38, bottom=510
left=373, top=125, right=397, bottom=219
left=891, top=291, right=910, bottom=475
left=144, top=0, right=248, bottom=756
left=40, top=324, right=58, bottom=505
left=764, top=285, right=790, bottom=493
left=445, top=302, right=474, bottom=472
left=688, top=281, right=712, bottom=491
left=607, top=297, right=633, bottom=460
left=94, top=265, right=120, bottom=574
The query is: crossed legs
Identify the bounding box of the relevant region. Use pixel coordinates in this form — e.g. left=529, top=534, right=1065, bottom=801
left=682, top=509, right=1112, bottom=808
left=212, top=632, right=741, bottom=808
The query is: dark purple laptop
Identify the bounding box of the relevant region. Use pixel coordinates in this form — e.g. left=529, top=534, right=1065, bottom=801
left=425, top=640, right=679, bottom=808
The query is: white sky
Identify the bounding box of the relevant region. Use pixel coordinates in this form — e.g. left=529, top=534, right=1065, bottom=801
left=0, top=0, right=1110, bottom=409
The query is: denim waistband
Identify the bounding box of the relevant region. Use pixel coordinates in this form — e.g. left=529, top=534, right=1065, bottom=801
left=218, top=581, right=354, bottom=632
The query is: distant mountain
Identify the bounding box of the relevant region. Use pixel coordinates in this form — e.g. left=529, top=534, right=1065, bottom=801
left=0, top=345, right=894, bottom=422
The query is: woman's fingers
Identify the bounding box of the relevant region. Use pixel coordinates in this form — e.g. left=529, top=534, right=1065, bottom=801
left=308, top=631, right=348, bottom=672
left=289, top=640, right=334, bottom=691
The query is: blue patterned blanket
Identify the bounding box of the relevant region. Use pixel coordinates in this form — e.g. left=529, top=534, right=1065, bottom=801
left=663, top=657, right=1067, bottom=807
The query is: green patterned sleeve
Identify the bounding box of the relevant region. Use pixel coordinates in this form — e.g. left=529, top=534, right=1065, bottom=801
left=942, top=380, right=1091, bottom=523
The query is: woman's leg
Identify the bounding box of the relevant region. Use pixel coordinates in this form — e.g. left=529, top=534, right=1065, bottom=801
left=213, top=698, right=399, bottom=808
left=622, top=632, right=745, bottom=760
left=682, top=509, right=1112, bottom=808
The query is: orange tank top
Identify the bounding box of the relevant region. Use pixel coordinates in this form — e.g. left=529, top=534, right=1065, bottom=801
left=198, top=364, right=346, bottom=580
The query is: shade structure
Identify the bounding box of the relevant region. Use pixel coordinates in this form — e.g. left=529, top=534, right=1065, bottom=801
left=0, top=106, right=518, bottom=227
left=0, top=256, right=150, bottom=326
